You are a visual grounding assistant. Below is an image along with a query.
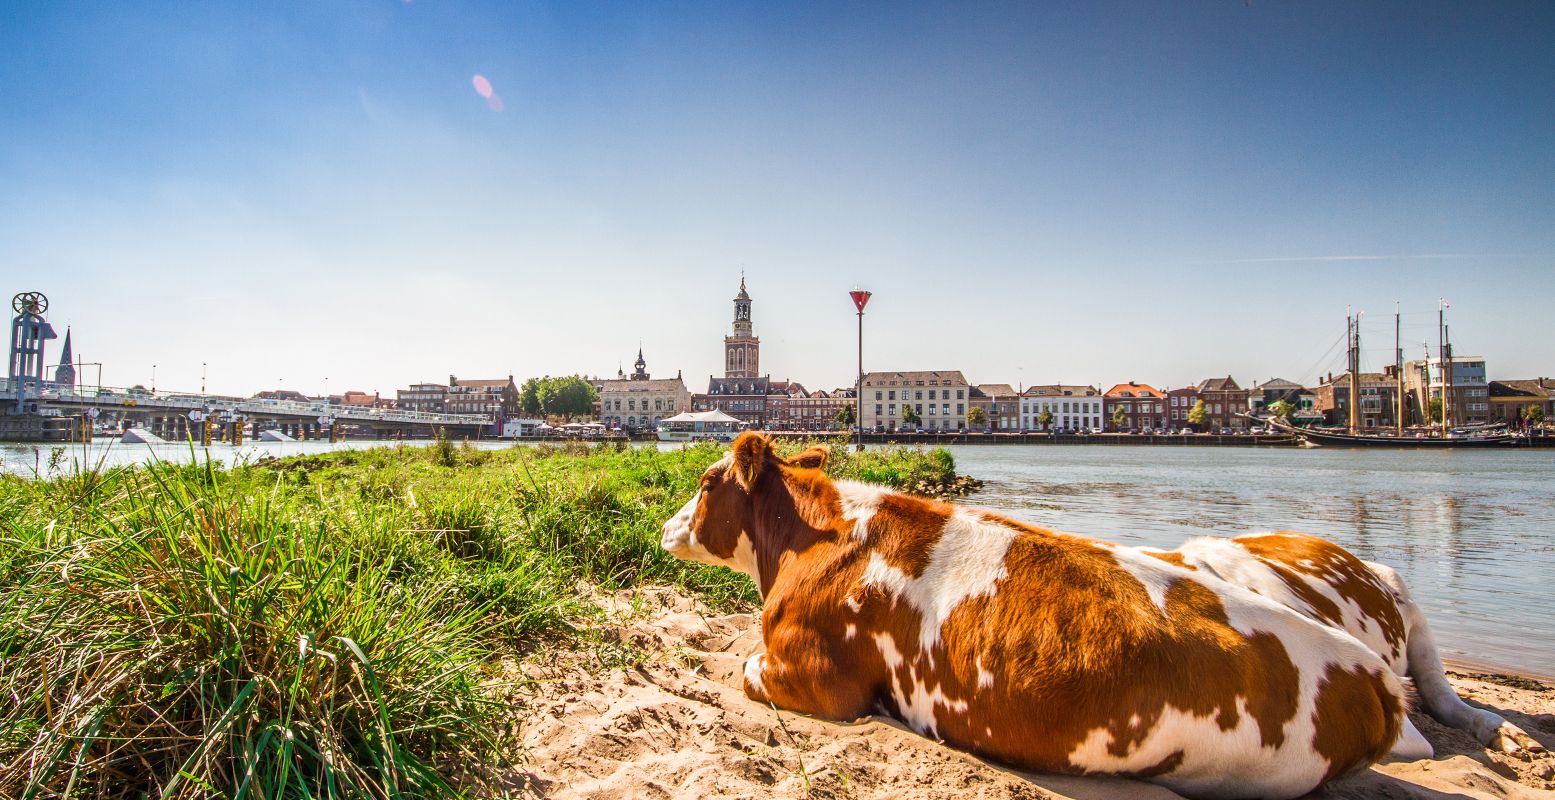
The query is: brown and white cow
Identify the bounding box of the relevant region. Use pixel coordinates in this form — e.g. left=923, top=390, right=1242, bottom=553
left=660, top=434, right=1538, bottom=800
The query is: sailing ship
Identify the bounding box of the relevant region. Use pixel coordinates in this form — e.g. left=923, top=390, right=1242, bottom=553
left=1257, top=303, right=1521, bottom=448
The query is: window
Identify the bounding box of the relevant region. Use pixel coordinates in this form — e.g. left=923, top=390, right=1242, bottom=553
left=875, top=404, right=882, bottom=415
left=928, top=390, right=936, bottom=400
left=1062, top=402, right=1070, bottom=413
left=954, top=403, right=962, bottom=415
left=915, top=391, right=923, bottom=400
left=957, top=390, right=965, bottom=399
left=875, top=391, right=882, bottom=400
left=915, top=404, right=923, bottom=414
left=889, top=404, right=897, bottom=415
left=888, top=391, right=896, bottom=400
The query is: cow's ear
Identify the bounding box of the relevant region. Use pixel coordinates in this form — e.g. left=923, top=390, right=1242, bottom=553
left=790, top=445, right=828, bottom=471
left=731, top=432, right=771, bottom=490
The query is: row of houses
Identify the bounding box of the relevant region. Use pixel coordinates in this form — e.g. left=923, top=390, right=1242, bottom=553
left=361, top=363, right=1551, bottom=436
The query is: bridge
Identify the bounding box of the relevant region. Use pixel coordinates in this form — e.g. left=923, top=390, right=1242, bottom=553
left=1, top=379, right=494, bottom=441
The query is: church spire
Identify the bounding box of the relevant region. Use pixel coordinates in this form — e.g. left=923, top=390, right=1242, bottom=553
left=632, top=345, right=648, bottom=380
left=54, top=327, right=76, bottom=388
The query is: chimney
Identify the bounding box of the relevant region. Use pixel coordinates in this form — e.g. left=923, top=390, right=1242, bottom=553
left=449, top=374, right=457, bottom=386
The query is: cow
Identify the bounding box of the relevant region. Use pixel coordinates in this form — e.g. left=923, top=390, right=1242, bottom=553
left=659, top=433, right=1538, bottom=800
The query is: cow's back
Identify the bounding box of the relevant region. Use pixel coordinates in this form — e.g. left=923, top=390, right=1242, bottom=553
left=1170, top=533, right=1410, bottom=671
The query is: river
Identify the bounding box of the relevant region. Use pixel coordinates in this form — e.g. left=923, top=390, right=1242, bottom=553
left=4, top=438, right=1550, bottom=676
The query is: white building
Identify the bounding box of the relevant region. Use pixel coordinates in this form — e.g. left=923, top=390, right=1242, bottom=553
left=861, top=370, right=970, bottom=432
left=1021, top=385, right=1103, bottom=432
left=592, top=350, right=692, bottom=431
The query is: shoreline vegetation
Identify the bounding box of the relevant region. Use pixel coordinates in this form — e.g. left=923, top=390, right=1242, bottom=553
left=0, top=438, right=974, bottom=798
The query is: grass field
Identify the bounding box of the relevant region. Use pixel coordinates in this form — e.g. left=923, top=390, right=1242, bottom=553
left=0, top=438, right=967, bottom=799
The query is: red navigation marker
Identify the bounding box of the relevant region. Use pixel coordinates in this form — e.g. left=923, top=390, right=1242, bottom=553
left=850, top=289, right=872, bottom=313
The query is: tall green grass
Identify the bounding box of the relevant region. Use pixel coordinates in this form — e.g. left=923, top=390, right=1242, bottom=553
left=0, top=439, right=963, bottom=798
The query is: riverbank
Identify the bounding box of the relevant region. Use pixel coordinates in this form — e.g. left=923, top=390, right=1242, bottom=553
left=0, top=439, right=964, bottom=798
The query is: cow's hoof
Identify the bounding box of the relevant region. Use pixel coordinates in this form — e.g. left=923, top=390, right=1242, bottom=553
left=1488, top=722, right=1545, bottom=757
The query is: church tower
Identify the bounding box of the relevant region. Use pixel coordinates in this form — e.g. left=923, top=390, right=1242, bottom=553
left=54, top=328, right=76, bottom=389
left=724, top=276, right=760, bottom=378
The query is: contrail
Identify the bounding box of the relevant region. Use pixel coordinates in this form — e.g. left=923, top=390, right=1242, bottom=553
left=1155, top=253, right=1550, bottom=266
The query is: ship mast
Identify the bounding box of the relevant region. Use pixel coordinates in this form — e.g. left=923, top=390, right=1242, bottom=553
left=1347, top=310, right=1361, bottom=434
left=1395, top=302, right=1404, bottom=435
left=1438, top=298, right=1451, bottom=436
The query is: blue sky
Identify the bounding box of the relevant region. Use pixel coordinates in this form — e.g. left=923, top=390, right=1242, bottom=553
left=2, top=1, right=1551, bottom=397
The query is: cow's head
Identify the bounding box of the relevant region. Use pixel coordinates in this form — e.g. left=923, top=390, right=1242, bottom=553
left=660, top=433, right=828, bottom=591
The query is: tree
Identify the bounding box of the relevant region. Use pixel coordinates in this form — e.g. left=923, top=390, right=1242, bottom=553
left=966, top=406, right=987, bottom=430
left=521, top=375, right=599, bottom=421
left=1110, top=405, right=1128, bottom=431
left=901, top=403, right=922, bottom=430
left=1187, top=399, right=1208, bottom=429
left=1036, top=408, right=1054, bottom=431
left=520, top=378, right=543, bottom=415
left=1426, top=397, right=1443, bottom=424
left=1267, top=399, right=1295, bottom=419
left=541, top=376, right=598, bottom=422
left=1522, top=405, right=1545, bottom=425
left=834, top=403, right=855, bottom=429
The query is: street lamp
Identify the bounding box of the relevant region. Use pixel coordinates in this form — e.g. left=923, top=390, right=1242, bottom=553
left=202, top=362, right=207, bottom=395
left=152, top=364, right=157, bottom=394
left=849, top=287, right=872, bottom=452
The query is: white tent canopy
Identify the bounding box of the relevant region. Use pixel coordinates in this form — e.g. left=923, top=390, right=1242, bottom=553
left=660, top=410, right=743, bottom=425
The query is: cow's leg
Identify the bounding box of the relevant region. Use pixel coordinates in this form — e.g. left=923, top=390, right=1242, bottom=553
left=1365, top=560, right=1544, bottom=755
left=743, top=646, right=875, bottom=722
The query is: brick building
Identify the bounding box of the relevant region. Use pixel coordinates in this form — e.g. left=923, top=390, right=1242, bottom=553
left=1103, top=382, right=1166, bottom=431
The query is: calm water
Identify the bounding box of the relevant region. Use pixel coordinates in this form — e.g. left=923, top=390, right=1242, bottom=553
left=945, top=445, right=1555, bottom=678
left=6, top=438, right=1551, bottom=675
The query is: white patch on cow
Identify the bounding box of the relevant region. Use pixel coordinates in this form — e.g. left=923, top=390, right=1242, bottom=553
left=976, top=658, right=994, bottom=690
left=873, top=632, right=968, bottom=738
left=835, top=480, right=888, bottom=541
left=1066, top=696, right=1330, bottom=799
left=743, top=653, right=767, bottom=698
left=1180, top=536, right=1406, bottom=672
left=860, top=508, right=1018, bottom=654
left=843, top=594, right=863, bottom=613
left=1111, top=546, right=1180, bottom=613
left=1387, top=716, right=1434, bottom=761
left=731, top=532, right=762, bottom=588
left=844, top=623, right=857, bottom=641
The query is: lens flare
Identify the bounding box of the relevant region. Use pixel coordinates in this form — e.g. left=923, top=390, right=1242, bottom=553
left=471, top=75, right=503, bottom=111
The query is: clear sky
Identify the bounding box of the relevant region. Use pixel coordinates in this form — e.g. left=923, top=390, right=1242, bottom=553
left=2, top=1, right=1551, bottom=397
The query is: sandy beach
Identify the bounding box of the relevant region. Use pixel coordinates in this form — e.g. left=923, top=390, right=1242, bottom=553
left=503, top=587, right=1555, bottom=799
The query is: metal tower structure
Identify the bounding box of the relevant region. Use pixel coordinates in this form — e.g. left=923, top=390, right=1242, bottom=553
left=8, top=292, right=58, bottom=413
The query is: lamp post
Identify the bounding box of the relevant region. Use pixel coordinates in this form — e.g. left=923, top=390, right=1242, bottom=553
left=849, top=287, right=872, bottom=452
left=152, top=364, right=157, bottom=394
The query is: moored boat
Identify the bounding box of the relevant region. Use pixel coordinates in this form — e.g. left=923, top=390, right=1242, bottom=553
left=657, top=409, right=744, bottom=443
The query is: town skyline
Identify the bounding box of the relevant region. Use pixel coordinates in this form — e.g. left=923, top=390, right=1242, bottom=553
left=3, top=2, right=1552, bottom=395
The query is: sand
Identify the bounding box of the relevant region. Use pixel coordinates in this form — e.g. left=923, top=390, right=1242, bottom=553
left=500, top=587, right=1555, bottom=799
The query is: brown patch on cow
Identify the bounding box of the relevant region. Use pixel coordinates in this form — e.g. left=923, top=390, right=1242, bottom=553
left=1143, top=549, right=1195, bottom=570
left=1311, top=663, right=1403, bottom=782
left=867, top=493, right=953, bottom=578
left=1237, top=533, right=1408, bottom=659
